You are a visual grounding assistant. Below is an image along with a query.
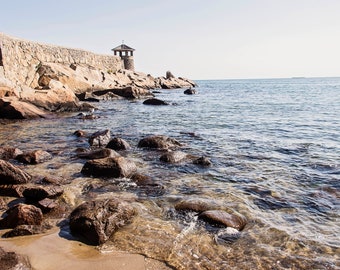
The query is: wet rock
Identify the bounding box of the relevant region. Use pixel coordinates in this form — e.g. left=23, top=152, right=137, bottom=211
left=175, top=198, right=220, bottom=213
left=2, top=224, right=51, bottom=238
left=22, top=185, right=64, bottom=201
left=143, top=98, right=169, bottom=105
left=193, top=156, right=212, bottom=166
left=131, top=173, right=165, bottom=197
left=199, top=210, right=247, bottom=231
left=0, top=160, right=31, bottom=184
left=0, top=147, right=23, bottom=160
left=184, top=88, right=196, bottom=95
left=16, top=150, right=52, bottom=164
left=0, top=204, right=43, bottom=229
left=69, top=199, right=136, bottom=245
left=88, top=129, right=111, bottom=147
left=39, top=175, right=66, bottom=185
left=77, top=148, right=120, bottom=159
left=36, top=198, right=59, bottom=213
left=0, top=184, right=26, bottom=197
left=106, top=137, right=131, bottom=151
left=81, top=156, right=137, bottom=178
left=138, top=135, right=181, bottom=150
left=160, top=151, right=188, bottom=163
left=73, top=130, right=87, bottom=137
left=0, top=247, right=31, bottom=270
left=214, top=227, right=242, bottom=245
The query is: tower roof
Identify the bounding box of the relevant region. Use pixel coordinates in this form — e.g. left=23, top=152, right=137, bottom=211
left=111, top=44, right=135, bottom=52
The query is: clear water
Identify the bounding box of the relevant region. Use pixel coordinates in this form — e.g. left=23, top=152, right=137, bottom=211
left=0, top=77, right=339, bottom=269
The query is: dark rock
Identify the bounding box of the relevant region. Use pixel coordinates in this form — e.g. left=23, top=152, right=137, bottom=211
left=0, top=147, right=23, bottom=160
left=0, top=204, right=43, bottom=229
left=69, top=199, right=136, bottom=245
left=193, top=156, right=212, bottom=166
left=184, top=88, right=196, bottom=95
left=89, top=129, right=111, bottom=147
left=106, top=138, right=131, bottom=151
left=166, top=71, right=175, bottom=79
left=160, top=151, right=188, bottom=163
left=131, top=173, right=165, bottom=197
left=0, top=247, right=31, bottom=270
left=0, top=184, right=26, bottom=197
left=81, top=157, right=137, bottom=178
left=175, top=198, right=220, bottom=213
left=2, top=224, right=51, bottom=238
left=16, top=150, right=52, bottom=164
left=199, top=210, right=247, bottom=231
left=77, top=148, right=120, bottom=159
left=0, top=160, right=31, bottom=184
left=143, top=98, right=169, bottom=105
left=22, top=185, right=64, bottom=201
left=138, top=135, right=181, bottom=150
left=73, top=130, right=87, bottom=137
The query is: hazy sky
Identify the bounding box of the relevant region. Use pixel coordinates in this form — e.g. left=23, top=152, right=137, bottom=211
left=2, top=0, right=340, bottom=79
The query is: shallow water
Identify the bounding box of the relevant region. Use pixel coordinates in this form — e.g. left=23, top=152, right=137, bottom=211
left=0, top=77, right=339, bottom=269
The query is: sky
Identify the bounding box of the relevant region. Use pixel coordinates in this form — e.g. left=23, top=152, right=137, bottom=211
left=1, top=0, right=340, bottom=80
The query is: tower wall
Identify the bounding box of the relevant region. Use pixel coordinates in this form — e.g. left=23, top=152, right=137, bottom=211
left=122, top=56, right=135, bottom=71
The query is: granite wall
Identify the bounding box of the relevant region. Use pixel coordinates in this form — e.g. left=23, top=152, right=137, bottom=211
left=0, top=33, right=123, bottom=87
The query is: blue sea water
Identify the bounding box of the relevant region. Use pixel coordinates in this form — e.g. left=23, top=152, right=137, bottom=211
left=0, top=77, right=339, bottom=269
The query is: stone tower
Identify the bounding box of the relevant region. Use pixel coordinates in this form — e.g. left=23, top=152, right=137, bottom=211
left=111, top=43, right=135, bottom=71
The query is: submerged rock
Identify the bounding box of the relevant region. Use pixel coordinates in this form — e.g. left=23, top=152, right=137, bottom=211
left=199, top=210, right=247, bottom=231
left=16, top=150, right=52, bottom=164
left=184, top=88, right=197, bottom=95
left=193, top=156, right=212, bottom=166
left=160, top=151, right=188, bottom=163
left=0, top=159, right=31, bottom=184
left=0, top=204, right=43, bottom=229
left=81, top=156, right=137, bottom=178
left=69, top=199, right=136, bottom=245
left=2, top=224, right=51, bottom=238
left=138, top=135, right=181, bottom=150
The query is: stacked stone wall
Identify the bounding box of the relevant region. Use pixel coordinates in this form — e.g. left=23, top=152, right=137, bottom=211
left=122, top=56, right=135, bottom=71
left=0, top=33, right=123, bottom=87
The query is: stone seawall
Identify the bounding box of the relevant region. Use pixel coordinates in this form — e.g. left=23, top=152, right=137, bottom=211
left=0, top=33, right=123, bottom=87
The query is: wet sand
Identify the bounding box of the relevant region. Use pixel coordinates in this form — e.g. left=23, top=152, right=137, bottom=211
left=0, top=228, right=171, bottom=270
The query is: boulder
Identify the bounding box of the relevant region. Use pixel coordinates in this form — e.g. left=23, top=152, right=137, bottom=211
left=184, top=88, right=197, bottom=95
left=175, top=198, right=220, bottom=213
left=0, top=247, right=31, bottom=270
left=69, top=199, right=136, bottom=245
left=0, top=147, right=23, bottom=160
left=0, top=184, right=26, bottom=197
left=0, top=204, right=43, bottom=229
left=199, top=210, right=247, bottom=231
left=89, top=129, right=111, bottom=147
left=22, top=185, right=64, bottom=201
left=0, top=97, right=49, bottom=119
left=16, top=150, right=52, bottom=164
left=143, top=98, right=169, bottom=105
left=0, top=159, right=31, bottom=184
left=77, top=148, right=120, bottom=159
left=73, top=130, right=87, bottom=137
left=159, top=151, right=188, bottom=163
left=94, top=86, right=153, bottom=99
left=81, top=156, right=137, bottom=178
left=138, top=135, right=181, bottom=150
left=36, top=198, right=59, bottom=213
left=106, top=138, right=131, bottom=151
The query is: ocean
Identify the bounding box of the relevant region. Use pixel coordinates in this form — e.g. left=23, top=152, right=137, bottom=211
left=0, top=77, right=339, bottom=269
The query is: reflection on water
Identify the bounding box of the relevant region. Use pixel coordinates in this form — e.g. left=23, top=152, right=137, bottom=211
left=0, top=78, right=339, bottom=269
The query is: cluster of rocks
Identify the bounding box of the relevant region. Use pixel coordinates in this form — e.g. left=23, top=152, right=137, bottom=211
left=0, top=128, right=247, bottom=248
left=0, top=61, right=197, bottom=119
